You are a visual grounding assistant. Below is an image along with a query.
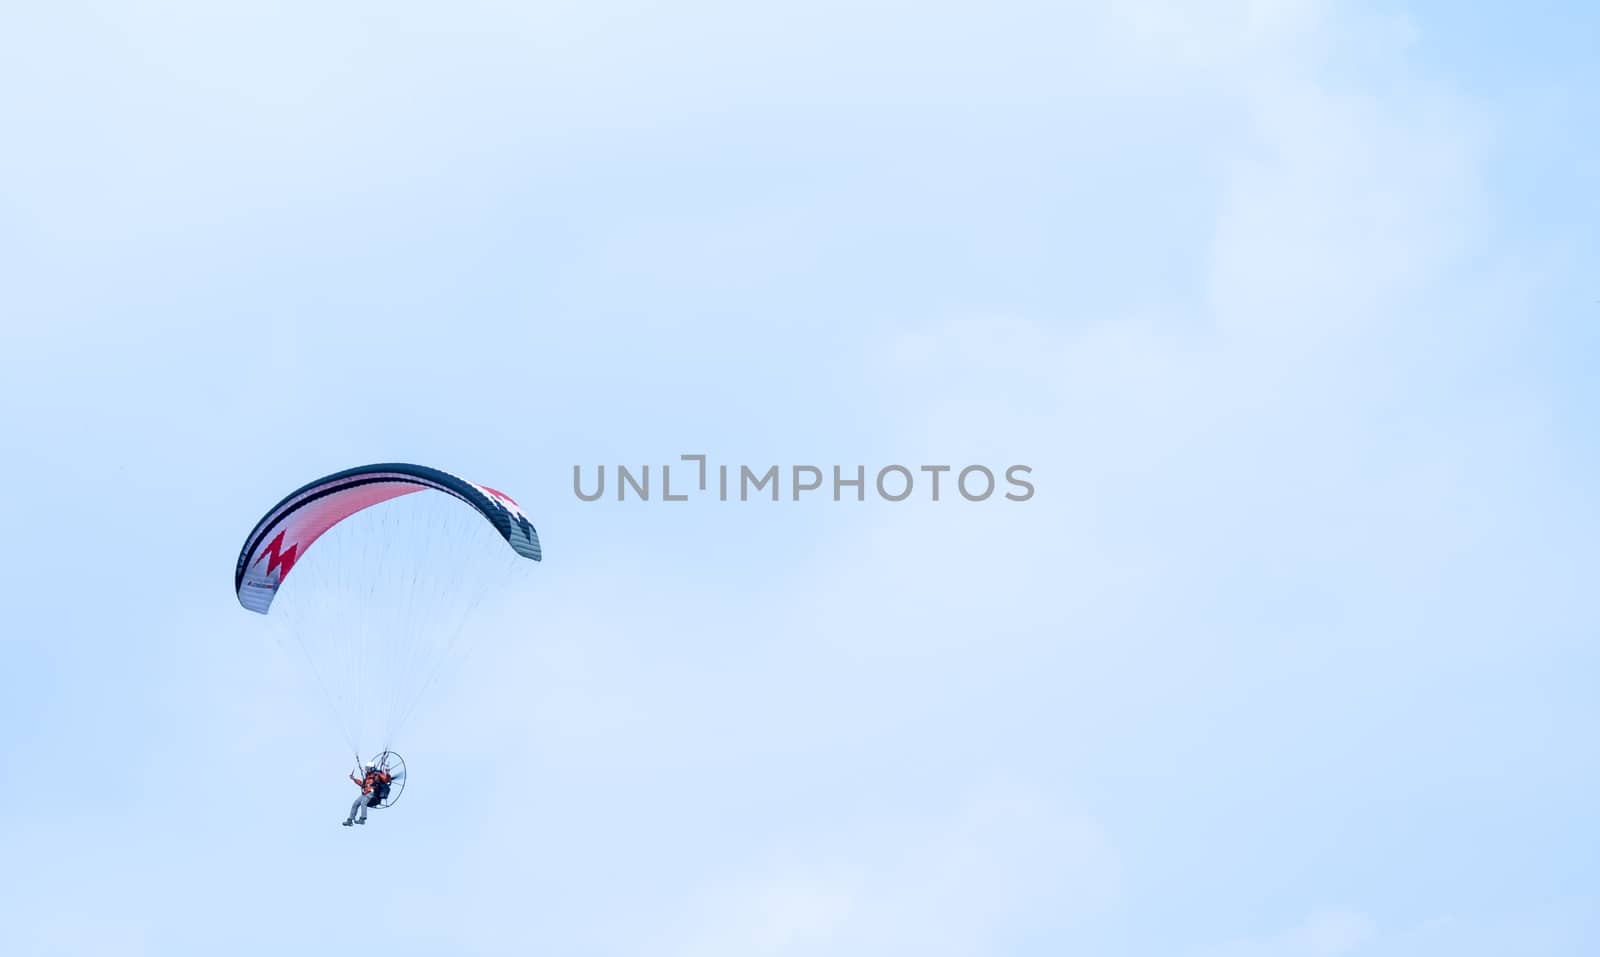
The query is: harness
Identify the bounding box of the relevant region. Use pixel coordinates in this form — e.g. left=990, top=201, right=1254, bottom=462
left=366, top=771, right=392, bottom=807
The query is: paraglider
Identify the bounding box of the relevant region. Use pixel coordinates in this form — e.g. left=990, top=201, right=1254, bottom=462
left=234, top=464, right=540, bottom=826
left=344, top=752, right=406, bottom=825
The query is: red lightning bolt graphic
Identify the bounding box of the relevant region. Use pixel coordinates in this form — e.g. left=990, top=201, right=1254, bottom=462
left=253, top=530, right=300, bottom=580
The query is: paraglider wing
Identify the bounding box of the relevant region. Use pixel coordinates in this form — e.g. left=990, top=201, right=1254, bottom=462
left=235, top=463, right=541, bottom=614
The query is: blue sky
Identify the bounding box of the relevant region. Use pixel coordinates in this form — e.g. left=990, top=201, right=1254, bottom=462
left=1, top=1, right=1596, bottom=954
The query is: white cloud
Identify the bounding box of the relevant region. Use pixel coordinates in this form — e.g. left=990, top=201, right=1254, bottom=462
left=658, top=783, right=1120, bottom=957
left=1202, top=909, right=1377, bottom=957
